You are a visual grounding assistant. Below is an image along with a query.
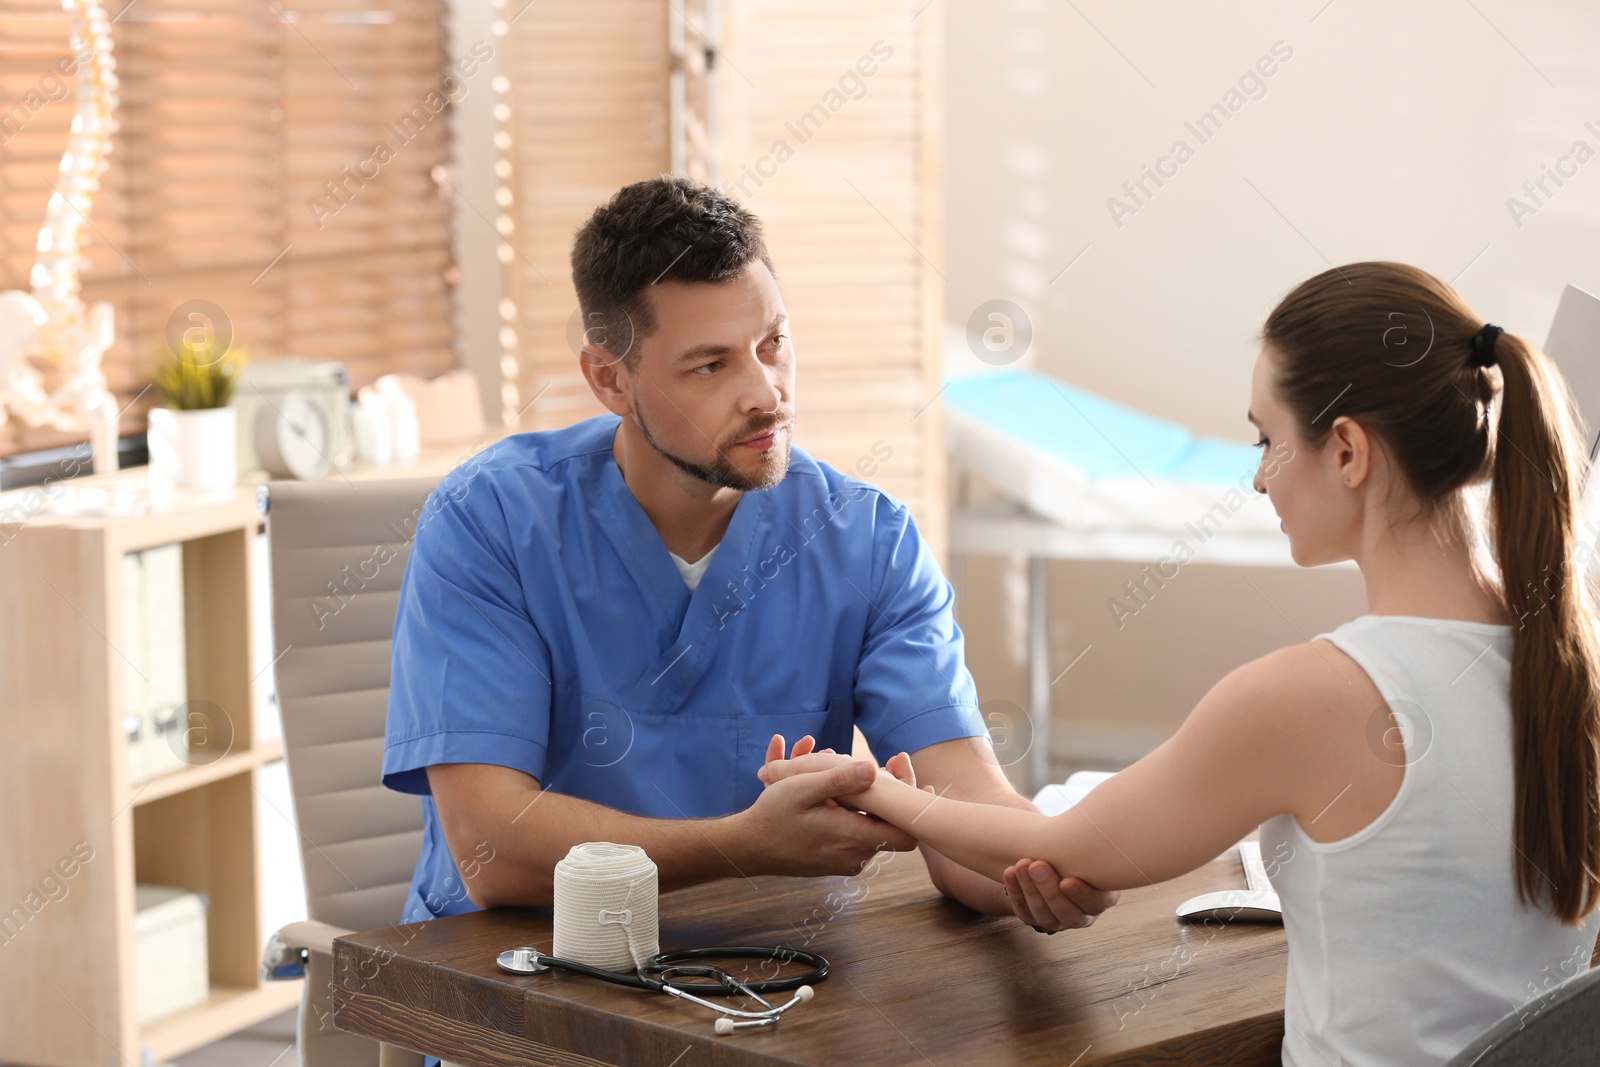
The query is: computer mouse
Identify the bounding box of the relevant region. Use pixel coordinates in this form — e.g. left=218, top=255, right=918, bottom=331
left=1175, top=889, right=1282, bottom=923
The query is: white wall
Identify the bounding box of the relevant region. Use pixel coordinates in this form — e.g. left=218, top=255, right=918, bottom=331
left=942, top=0, right=1600, bottom=768
left=944, top=0, right=1600, bottom=437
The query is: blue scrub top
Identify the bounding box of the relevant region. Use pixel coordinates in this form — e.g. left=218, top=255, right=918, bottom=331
left=383, top=414, right=985, bottom=923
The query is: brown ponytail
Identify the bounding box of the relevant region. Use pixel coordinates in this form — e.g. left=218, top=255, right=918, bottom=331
left=1263, top=261, right=1600, bottom=924
left=1489, top=327, right=1600, bottom=923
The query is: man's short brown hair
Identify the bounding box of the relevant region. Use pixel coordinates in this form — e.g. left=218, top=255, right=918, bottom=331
left=570, top=176, right=774, bottom=366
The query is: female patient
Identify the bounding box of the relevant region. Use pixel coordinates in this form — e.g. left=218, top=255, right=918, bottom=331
left=763, top=262, right=1600, bottom=1066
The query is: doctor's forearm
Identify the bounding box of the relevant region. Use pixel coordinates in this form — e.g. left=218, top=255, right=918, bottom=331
left=920, top=845, right=1011, bottom=916
left=456, top=790, right=750, bottom=908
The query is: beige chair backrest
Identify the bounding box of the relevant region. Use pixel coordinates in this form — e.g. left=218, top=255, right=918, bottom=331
left=267, top=477, right=440, bottom=1066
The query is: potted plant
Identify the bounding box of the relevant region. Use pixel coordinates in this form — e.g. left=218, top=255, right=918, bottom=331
left=147, top=337, right=247, bottom=491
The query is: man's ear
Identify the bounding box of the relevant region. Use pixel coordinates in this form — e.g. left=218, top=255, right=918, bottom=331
left=1328, top=415, right=1371, bottom=488
left=578, top=343, right=634, bottom=417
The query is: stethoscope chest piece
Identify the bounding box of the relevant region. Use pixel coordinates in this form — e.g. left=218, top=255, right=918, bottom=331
left=497, top=946, right=550, bottom=975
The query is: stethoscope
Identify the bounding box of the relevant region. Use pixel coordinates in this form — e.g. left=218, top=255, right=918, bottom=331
left=495, top=944, right=828, bottom=1034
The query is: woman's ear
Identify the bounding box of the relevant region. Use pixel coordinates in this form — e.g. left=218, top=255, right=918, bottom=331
left=1328, top=415, right=1371, bottom=488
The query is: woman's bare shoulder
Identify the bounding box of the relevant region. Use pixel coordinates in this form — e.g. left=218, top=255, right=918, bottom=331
left=1205, top=640, right=1378, bottom=723
left=1189, top=639, right=1394, bottom=836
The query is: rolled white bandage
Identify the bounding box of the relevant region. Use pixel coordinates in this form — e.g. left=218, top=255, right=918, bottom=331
left=552, top=841, right=659, bottom=972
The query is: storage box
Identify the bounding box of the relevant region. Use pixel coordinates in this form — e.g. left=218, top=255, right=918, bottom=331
left=133, top=885, right=210, bottom=1025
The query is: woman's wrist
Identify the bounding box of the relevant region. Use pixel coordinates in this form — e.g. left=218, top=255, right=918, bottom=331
left=862, top=769, right=920, bottom=823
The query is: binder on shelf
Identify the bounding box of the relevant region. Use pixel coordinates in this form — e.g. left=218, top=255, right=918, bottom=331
left=121, top=552, right=149, bottom=783
left=123, top=543, right=191, bottom=784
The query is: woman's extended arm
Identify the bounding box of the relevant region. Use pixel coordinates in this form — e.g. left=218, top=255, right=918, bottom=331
left=764, top=645, right=1345, bottom=890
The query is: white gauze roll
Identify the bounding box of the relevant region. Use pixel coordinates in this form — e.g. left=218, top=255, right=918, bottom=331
left=552, top=842, right=660, bottom=972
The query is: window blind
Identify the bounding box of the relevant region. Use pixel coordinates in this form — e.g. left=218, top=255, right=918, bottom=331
left=500, top=0, right=671, bottom=429
left=716, top=1, right=945, bottom=536
left=0, top=0, right=459, bottom=460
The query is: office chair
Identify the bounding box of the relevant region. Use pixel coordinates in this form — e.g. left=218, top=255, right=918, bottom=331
left=1443, top=965, right=1600, bottom=1066
left=259, top=477, right=441, bottom=1067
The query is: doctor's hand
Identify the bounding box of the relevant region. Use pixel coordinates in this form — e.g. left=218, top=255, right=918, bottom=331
left=736, top=751, right=918, bottom=877
left=1002, top=858, right=1120, bottom=932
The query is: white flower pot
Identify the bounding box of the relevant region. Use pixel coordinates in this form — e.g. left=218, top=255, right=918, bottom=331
left=148, top=407, right=238, bottom=491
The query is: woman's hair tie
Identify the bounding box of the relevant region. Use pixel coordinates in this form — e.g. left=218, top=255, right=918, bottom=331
left=1471, top=323, right=1503, bottom=368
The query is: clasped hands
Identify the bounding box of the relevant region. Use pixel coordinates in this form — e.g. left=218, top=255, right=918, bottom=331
left=757, top=734, right=1110, bottom=933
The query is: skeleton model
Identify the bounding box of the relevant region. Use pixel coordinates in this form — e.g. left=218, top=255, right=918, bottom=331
left=0, top=0, right=120, bottom=473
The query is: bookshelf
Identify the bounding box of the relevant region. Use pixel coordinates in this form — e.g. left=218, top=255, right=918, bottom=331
left=0, top=435, right=500, bottom=1065
left=0, top=473, right=299, bottom=1066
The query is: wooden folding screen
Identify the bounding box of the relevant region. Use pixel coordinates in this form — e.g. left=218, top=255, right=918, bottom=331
left=500, top=0, right=945, bottom=542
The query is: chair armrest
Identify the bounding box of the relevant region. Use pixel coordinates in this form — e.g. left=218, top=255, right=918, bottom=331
left=380, top=1045, right=426, bottom=1067
left=261, top=920, right=354, bottom=980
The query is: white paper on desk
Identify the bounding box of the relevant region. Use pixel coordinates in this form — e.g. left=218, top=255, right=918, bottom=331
left=1032, top=770, right=1115, bottom=816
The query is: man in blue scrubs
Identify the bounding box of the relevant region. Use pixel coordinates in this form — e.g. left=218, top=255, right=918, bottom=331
left=384, top=177, right=1113, bottom=935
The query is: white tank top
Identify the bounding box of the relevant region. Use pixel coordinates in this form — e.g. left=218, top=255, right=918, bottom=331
left=1260, top=614, right=1600, bottom=1067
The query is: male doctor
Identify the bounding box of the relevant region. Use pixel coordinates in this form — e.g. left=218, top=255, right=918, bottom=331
left=383, top=176, right=1114, bottom=934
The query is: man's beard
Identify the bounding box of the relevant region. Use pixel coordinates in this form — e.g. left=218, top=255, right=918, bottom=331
left=635, top=404, right=793, bottom=491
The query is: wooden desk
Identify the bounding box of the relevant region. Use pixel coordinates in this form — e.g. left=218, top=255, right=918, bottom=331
left=332, top=849, right=1287, bottom=1066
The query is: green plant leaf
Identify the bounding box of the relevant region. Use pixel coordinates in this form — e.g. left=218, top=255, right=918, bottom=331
left=152, top=339, right=249, bottom=410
